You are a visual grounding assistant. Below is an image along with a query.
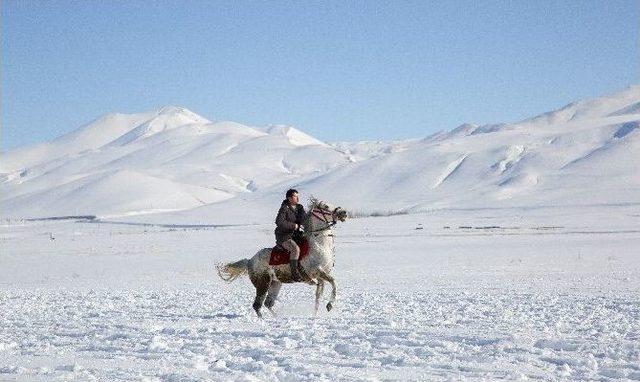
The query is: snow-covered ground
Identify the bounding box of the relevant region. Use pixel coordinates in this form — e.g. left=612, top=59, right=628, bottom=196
left=1, top=206, right=639, bottom=381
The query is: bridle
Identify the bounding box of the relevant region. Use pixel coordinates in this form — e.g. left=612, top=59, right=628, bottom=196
left=308, top=204, right=340, bottom=235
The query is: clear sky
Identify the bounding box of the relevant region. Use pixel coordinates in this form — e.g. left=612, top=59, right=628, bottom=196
left=2, top=0, right=638, bottom=150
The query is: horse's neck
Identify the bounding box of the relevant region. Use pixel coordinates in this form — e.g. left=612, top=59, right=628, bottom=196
left=309, top=230, right=333, bottom=246
left=304, top=206, right=335, bottom=264
left=307, top=228, right=334, bottom=265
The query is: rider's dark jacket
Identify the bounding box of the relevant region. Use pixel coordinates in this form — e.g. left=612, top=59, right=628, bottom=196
left=275, top=200, right=306, bottom=245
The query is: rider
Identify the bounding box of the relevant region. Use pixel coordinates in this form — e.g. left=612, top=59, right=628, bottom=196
left=275, top=189, right=306, bottom=282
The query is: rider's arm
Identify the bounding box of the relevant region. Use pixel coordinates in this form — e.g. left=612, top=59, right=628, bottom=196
left=276, top=207, right=297, bottom=232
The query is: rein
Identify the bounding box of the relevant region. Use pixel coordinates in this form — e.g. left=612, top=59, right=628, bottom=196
left=306, top=206, right=337, bottom=235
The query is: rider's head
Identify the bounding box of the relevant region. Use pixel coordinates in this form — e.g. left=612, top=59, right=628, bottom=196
left=286, top=189, right=299, bottom=205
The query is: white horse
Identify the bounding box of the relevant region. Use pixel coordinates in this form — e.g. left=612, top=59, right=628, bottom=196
left=217, top=199, right=348, bottom=317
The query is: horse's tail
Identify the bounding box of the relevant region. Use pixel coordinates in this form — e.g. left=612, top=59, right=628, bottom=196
left=216, top=258, right=249, bottom=282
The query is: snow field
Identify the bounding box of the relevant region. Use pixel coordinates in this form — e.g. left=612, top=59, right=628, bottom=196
left=1, top=288, right=639, bottom=381
left=1, top=208, right=639, bottom=380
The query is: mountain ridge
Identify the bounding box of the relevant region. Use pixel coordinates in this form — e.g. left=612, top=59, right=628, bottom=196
left=2, top=86, right=639, bottom=220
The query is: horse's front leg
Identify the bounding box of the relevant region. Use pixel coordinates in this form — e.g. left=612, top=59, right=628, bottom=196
left=314, top=279, right=325, bottom=315
left=318, top=270, right=336, bottom=312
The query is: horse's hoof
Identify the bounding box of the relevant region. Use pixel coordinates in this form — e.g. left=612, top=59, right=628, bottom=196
left=326, top=302, right=333, bottom=311
left=265, top=297, right=275, bottom=309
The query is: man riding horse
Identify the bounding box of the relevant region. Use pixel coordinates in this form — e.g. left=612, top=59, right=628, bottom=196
left=217, top=194, right=348, bottom=317
left=274, top=189, right=306, bottom=282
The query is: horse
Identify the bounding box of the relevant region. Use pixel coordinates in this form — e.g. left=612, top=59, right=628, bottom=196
left=216, top=198, right=348, bottom=317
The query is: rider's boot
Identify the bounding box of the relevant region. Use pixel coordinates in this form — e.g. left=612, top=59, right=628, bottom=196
left=289, top=259, right=302, bottom=282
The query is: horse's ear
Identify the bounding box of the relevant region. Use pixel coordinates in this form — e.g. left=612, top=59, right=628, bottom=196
left=309, top=195, right=318, bottom=206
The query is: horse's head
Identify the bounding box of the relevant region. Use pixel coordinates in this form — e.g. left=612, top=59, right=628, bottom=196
left=308, top=198, right=348, bottom=230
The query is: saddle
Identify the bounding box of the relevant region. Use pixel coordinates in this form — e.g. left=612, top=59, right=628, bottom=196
left=269, top=239, right=310, bottom=265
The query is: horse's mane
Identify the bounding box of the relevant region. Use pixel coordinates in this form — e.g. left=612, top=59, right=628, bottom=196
left=306, top=196, right=319, bottom=211
left=303, top=196, right=320, bottom=231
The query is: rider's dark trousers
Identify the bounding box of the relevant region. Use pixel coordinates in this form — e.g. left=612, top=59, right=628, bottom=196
left=281, top=239, right=300, bottom=260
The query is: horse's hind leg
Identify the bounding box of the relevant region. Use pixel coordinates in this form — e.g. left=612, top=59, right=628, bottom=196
left=251, top=273, right=271, bottom=318
left=265, top=279, right=282, bottom=316
left=318, top=270, right=337, bottom=312
left=314, top=280, right=325, bottom=316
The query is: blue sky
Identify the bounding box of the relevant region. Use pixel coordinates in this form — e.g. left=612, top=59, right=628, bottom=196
left=2, top=1, right=638, bottom=150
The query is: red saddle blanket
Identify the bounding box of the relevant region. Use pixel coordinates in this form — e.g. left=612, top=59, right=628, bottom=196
left=269, top=239, right=310, bottom=265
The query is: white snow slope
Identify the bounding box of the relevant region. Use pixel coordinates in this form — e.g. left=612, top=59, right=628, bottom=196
left=2, top=86, right=638, bottom=221
left=0, top=108, right=350, bottom=218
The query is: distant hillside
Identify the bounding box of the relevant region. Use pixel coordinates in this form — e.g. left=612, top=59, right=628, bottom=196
left=1, top=86, right=638, bottom=220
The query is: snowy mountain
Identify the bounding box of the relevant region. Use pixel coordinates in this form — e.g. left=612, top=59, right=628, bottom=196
left=0, top=107, right=353, bottom=217
left=1, top=86, right=639, bottom=220
left=301, top=86, right=640, bottom=214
